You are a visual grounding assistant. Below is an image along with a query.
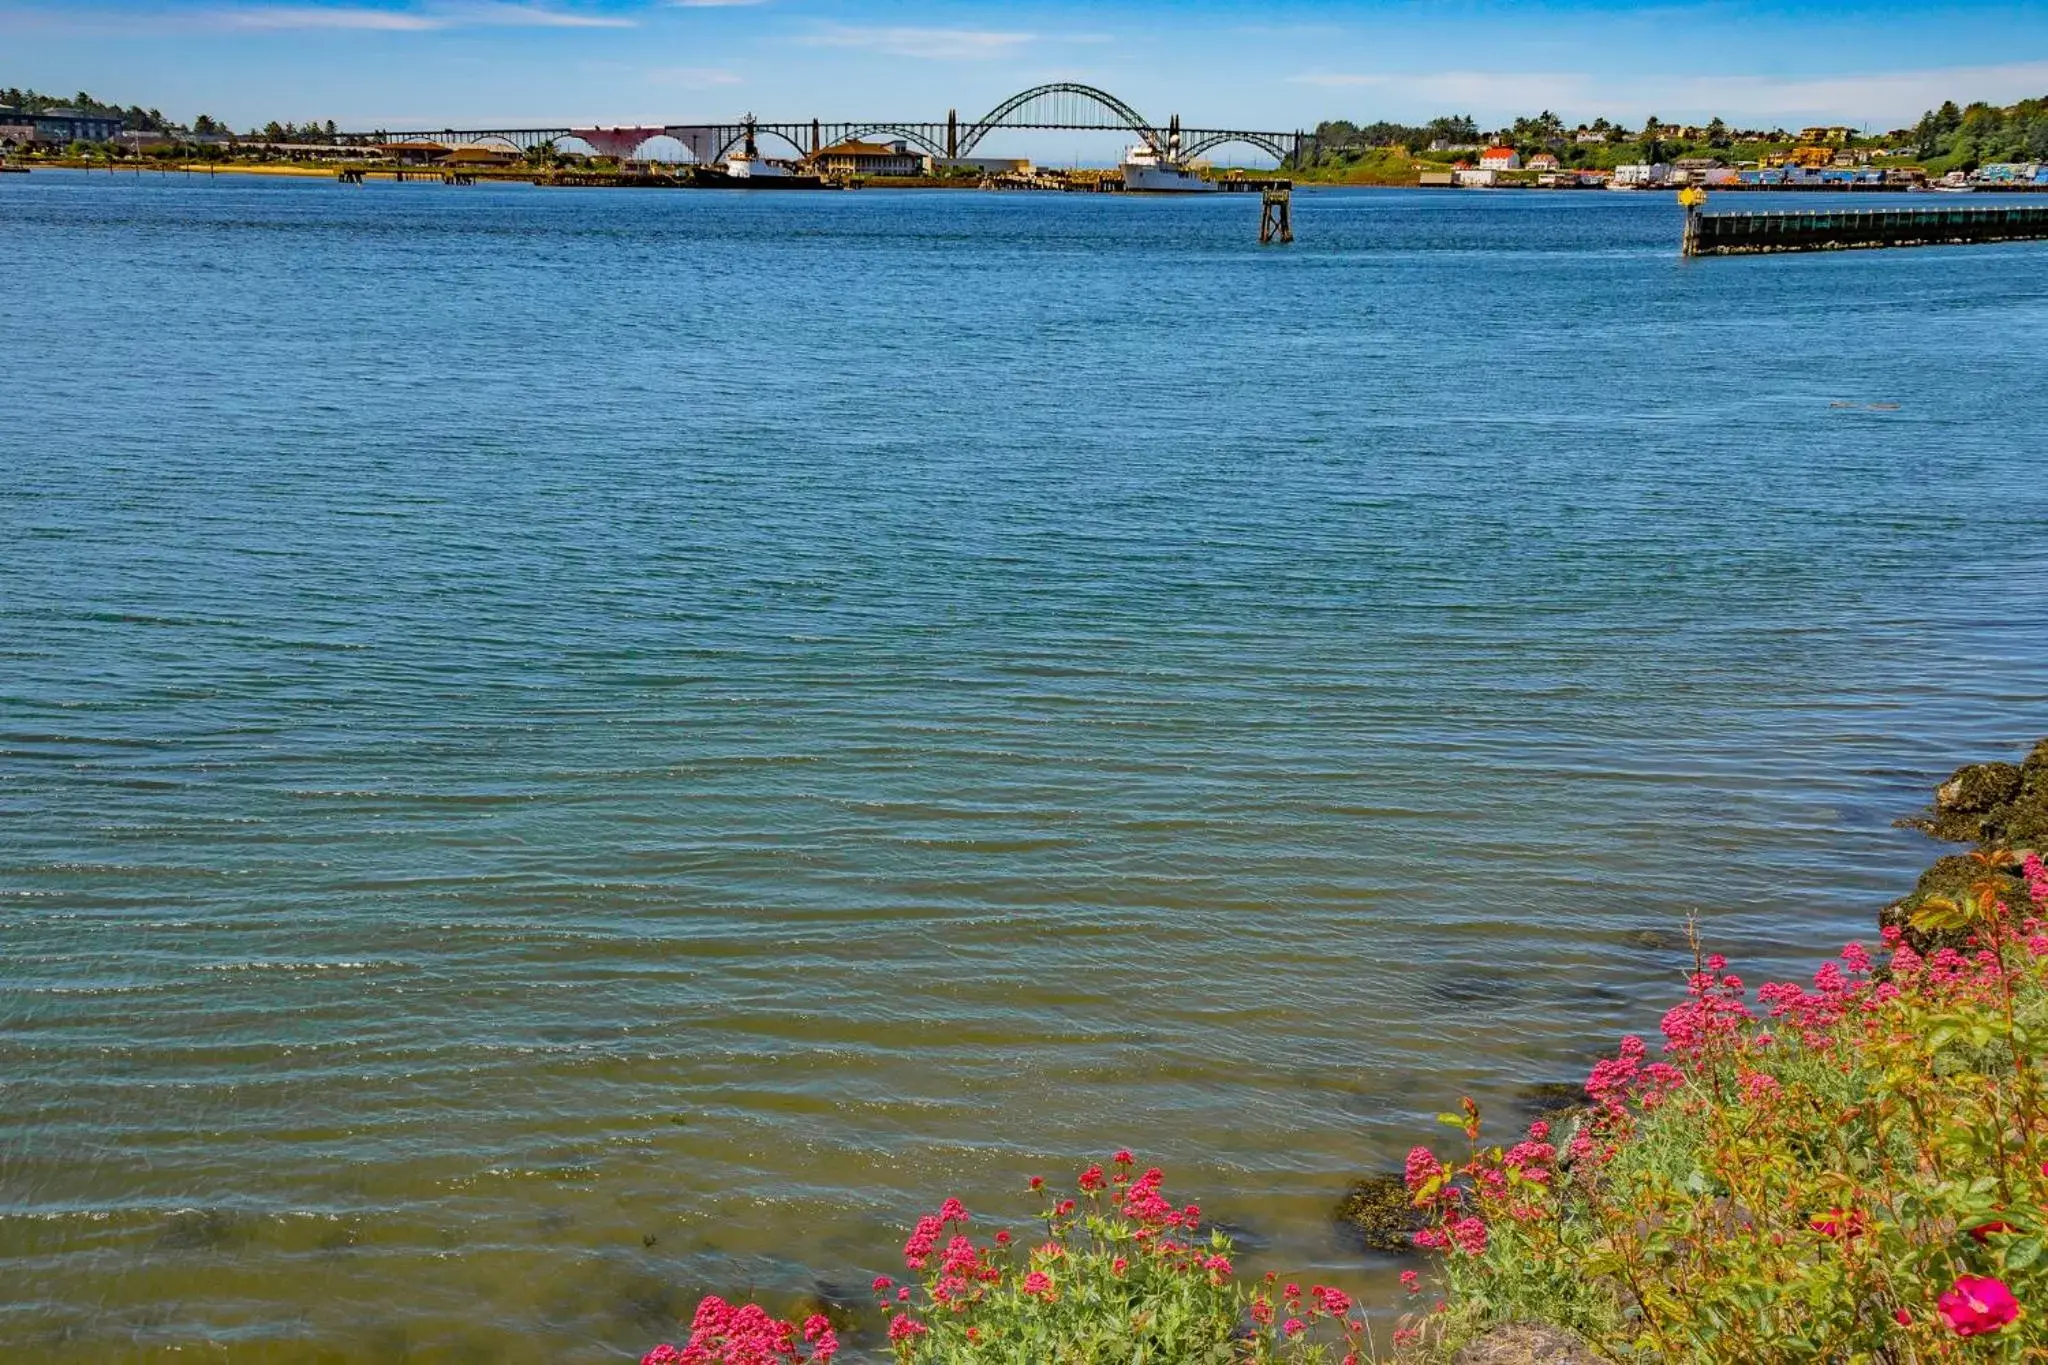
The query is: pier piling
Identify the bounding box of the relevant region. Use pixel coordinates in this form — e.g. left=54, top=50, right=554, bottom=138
left=1260, top=188, right=1293, bottom=245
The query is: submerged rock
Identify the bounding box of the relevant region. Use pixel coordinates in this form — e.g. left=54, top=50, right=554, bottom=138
left=1452, top=1322, right=1599, bottom=1364
left=1334, top=1173, right=1423, bottom=1253
left=1511, top=1081, right=1587, bottom=1126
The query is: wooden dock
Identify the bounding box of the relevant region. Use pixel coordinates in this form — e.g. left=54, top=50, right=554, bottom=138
left=1684, top=202, right=2048, bottom=256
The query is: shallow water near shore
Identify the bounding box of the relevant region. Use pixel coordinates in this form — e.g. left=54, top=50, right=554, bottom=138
left=3, top=173, right=2047, bottom=1361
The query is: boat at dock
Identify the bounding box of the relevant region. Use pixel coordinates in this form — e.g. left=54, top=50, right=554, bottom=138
left=692, top=118, right=834, bottom=189
left=1120, top=143, right=1214, bottom=193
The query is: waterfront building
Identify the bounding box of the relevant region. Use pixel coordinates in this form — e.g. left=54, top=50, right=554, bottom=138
left=1478, top=146, right=1521, bottom=170
left=1454, top=166, right=1500, bottom=187
left=377, top=142, right=451, bottom=164
left=809, top=139, right=932, bottom=177
left=1613, top=163, right=1672, bottom=187
left=936, top=156, right=1033, bottom=175
left=0, top=105, right=126, bottom=147
left=440, top=146, right=519, bottom=168
left=1527, top=153, right=1561, bottom=171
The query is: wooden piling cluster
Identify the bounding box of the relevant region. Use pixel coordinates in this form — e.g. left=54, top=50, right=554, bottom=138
left=1260, top=188, right=1293, bottom=245
left=1684, top=203, right=2048, bottom=256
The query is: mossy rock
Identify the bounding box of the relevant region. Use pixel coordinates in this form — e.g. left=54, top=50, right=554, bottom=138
left=1905, top=740, right=2048, bottom=848
left=1452, top=1322, right=1599, bottom=1364
left=1334, top=1173, right=1423, bottom=1253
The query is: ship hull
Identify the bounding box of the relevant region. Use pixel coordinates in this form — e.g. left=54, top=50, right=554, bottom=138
left=1121, top=164, right=1215, bottom=193
left=688, top=166, right=835, bottom=190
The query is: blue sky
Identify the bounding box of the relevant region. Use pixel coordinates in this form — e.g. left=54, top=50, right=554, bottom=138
left=9, top=0, right=2048, bottom=140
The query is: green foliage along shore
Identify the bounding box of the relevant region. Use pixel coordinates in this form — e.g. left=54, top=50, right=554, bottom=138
left=640, top=749, right=2048, bottom=1362
left=1914, top=98, right=2048, bottom=173
left=1295, top=93, right=2048, bottom=183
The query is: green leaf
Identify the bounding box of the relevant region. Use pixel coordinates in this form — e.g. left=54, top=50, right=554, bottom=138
left=2006, top=1237, right=2044, bottom=1271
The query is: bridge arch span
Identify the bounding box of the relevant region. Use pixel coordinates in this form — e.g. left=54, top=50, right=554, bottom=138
left=833, top=125, right=948, bottom=158
left=959, top=82, right=1161, bottom=155
left=712, top=126, right=811, bottom=162
left=1180, top=131, right=1293, bottom=164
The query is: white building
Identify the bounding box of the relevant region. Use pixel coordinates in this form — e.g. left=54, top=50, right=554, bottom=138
left=1613, top=163, right=1671, bottom=187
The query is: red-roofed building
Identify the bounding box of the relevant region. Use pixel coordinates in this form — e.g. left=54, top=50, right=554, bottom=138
left=1479, top=146, right=1521, bottom=169
left=1527, top=153, right=1560, bottom=171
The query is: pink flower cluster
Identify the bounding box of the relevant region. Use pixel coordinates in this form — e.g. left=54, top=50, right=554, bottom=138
left=641, top=1297, right=836, bottom=1365
left=902, top=1198, right=970, bottom=1271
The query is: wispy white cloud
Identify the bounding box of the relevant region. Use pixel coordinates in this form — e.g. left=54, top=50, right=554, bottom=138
left=216, top=6, right=445, bottom=30
left=1655, top=61, right=2048, bottom=123
left=451, top=2, right=634, bottom=27
left=799, top=24, right=1035, bottom=60
left=1288, top=59, right=2048, bottom=126
left=1236, top=22, right=1345, bottom=38
left=212, top=1, right=632, bottom=31
left=646, top=65, right=744, bottom=86
left=1286, top=72, right=1386, bottom=89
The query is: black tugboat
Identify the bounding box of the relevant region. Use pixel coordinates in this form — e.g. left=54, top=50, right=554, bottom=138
left=690, top=116, right=835, bottom=189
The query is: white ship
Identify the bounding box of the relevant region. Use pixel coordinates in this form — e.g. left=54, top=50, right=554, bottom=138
left=1120, top=142, right=1214, bottom=193
left=725, top=118, right=792, bottom=178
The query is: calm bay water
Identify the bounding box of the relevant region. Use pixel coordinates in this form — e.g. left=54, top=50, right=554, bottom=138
left=3, top=172, right=2047, bottom=1361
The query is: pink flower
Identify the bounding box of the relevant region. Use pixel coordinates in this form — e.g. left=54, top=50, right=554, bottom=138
left=1893, top=1308, right=1912, bottom=1326
left=1808, top=1209, right=1865, bottom=1240
left=1078, top=1164, right=1106, bottom=1192
left=1022, top=1271, right=1055, bottom=1299
left=1968, top=1220, right=2017, bottom=1243
left=1399, top=1270, right=1419, bottom=1293
left=1203, top=1254, right=1233, bottom=1277
left=994, top=1229, right=1011, bottom=1245
left=641, top=1348, right=684, bottom=1365
left=802, top=1314, right=838, bottom=1362
left=937, top=1198, right=968, bottom=1225
left=1448, top=1215, right=1488, bottom=1256
left=1938, top=1276, right=2019, bottom=1336
left=1112, top=1256, right=1128, bottom=1274
left=887, top=1315, right=927, bottom=1343
left=1403, top=1146, right=1444, bottom=1194
left=1282, top=1319, right=1306, bottom=1338
left=1314, top=1286, right=1352, bottom=1315
left=1113, top=1149, right=1134, bottom=1165
left=1527, top=1120, right=1550, bottom=1141
left=871, top=1276, right=892, bottom=1293
left=1028, top=1176, right=1043, bottom=1191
